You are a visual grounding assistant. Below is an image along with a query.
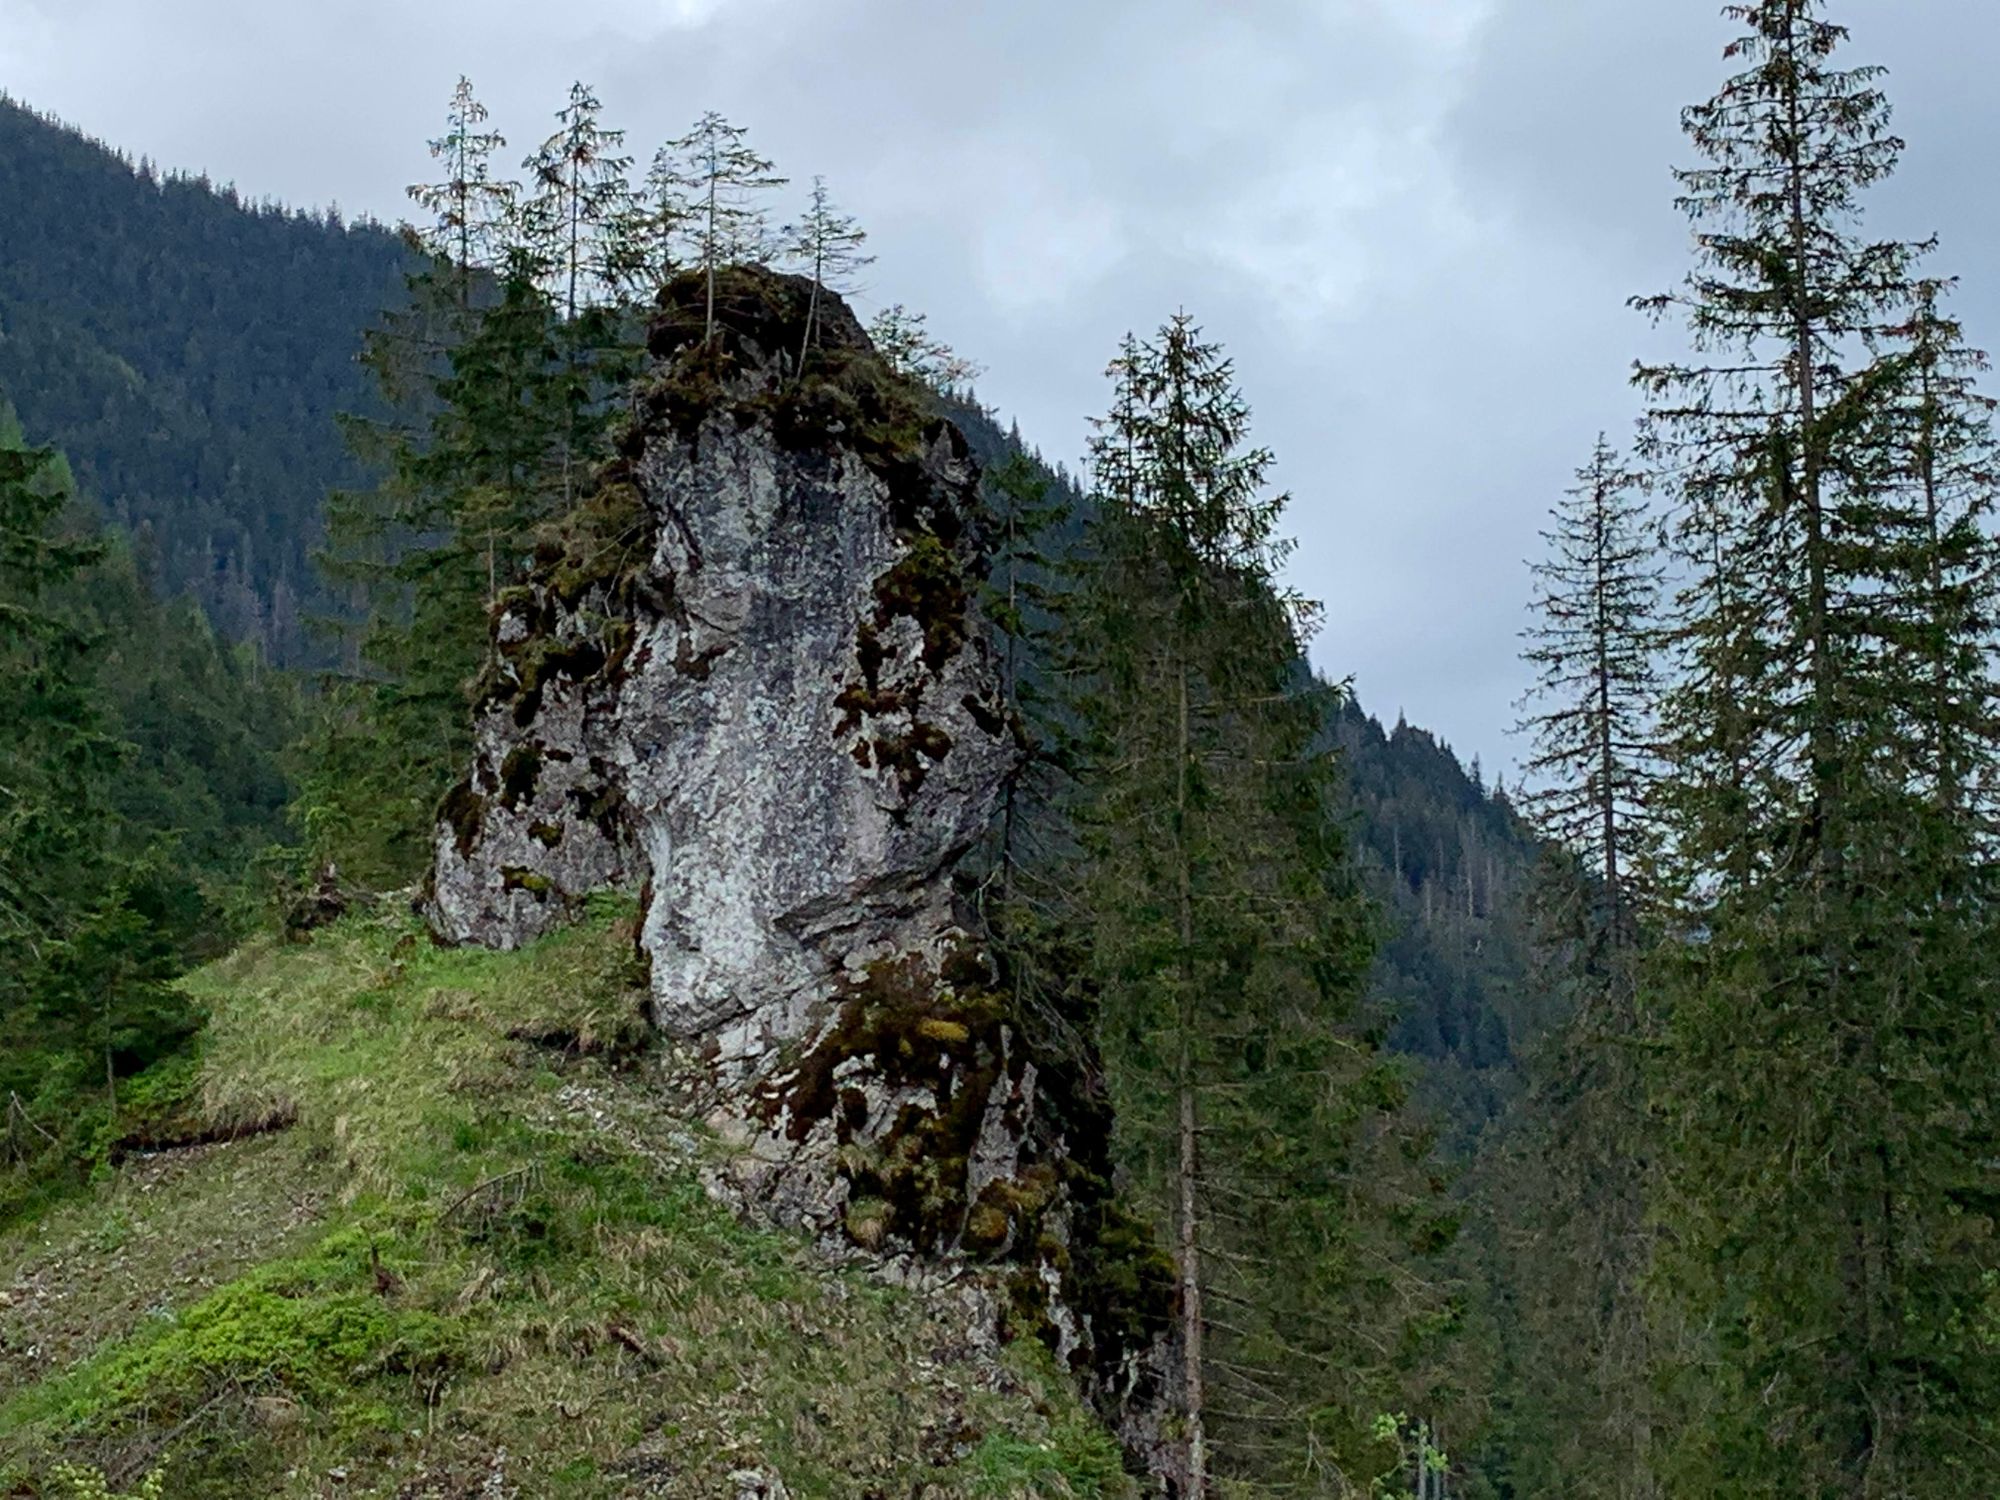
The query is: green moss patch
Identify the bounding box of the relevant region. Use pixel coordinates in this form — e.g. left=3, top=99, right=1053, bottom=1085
left=760, top=952, right=1070, bottom=1266
left=873, top=534, right=971, bottom=672
left=834, top=533, right=979, bottom=802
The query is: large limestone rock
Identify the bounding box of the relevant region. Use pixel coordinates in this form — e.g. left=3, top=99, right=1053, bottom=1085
left=427, top=274, right=1173, bottom=1457
left=431, top=270, right=1012, bottom=1055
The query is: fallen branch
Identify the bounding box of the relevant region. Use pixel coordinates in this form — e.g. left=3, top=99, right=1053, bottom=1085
left=437, top=1168, right=532, bottom=1228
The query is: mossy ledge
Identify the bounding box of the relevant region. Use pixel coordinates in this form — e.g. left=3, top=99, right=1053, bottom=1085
left=750, top=941, right=1177, bottom=1423
left=641, top=264, right=970, bottom=541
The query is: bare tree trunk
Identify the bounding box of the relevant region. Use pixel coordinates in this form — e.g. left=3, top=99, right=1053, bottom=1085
left=1592, top=463, right=1623, bottom=938
left=1176, top=663, right=1207, bottom=1495
left=704, top=167, right=719, bottom=344
left=102, top=990, right=118, bottom=1126
left=798, top=240, right=823, bottom=377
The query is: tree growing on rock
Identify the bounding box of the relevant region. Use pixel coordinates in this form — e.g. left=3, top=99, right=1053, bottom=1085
left=407, top=75, right=516, bottom=303
left=653, top=112, right=787, bottom=343
left=783, top=176, right=873, bottom=371
left=518, top=83, right=643, bottom=508
left=867, top=304, right=979, bottom=392
left=519, top=81, right=635, bottom=322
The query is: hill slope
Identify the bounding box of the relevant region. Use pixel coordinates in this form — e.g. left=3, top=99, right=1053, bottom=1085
left=0, top=897, right=1130, bottom=1498
left=0, top=94, right=411, bottom=663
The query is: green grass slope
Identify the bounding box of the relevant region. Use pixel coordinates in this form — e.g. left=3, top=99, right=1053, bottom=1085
left=0, top=897, right=1129, bottom=1498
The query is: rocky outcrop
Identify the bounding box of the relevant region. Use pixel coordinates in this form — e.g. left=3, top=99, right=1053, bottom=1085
left=427, top=268, right=1172, bottom=1473
left=430, top=270, right=1010, bottom=1025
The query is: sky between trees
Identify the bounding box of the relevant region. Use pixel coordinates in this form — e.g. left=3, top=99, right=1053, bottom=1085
left=4, top=0, right=1996, bottom=773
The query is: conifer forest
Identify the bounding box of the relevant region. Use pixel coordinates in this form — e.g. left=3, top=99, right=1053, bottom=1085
left=1, top=2, right=1997, bottom=1495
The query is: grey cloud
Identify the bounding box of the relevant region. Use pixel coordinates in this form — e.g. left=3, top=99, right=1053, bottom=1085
left=4, top=0, right=1992, bottom=772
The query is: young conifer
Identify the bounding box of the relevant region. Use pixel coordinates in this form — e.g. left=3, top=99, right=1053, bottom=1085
left=653, top=113, right=787, bottom=342
left=865, top=305, right=980, bottom=392
left=519, top=84, right=639, bottom=507
left=519, top=82, right=635, bottom=322
left=407, top=76, right=515, bottom=302
left=783, top=177, right=872, bottom=371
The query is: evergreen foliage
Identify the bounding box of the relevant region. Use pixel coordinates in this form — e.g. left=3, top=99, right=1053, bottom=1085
left=521, top=82, right=638, bottom=322
left=0, top=94, right=411, bottom=664
left=1481, top=437, right=1666, bottom=1500
left=1066, top=316, right=1441, bottom=1493
left=784, top=177, right=874, bottom=368
left=652, top=113, right=788, bottom=341
left=1516, top=438, right=1659, bottom=937
left=306, top=79, right=644, bottom=886
left=406, top=76, right=516, bottom=298
left=1629, top=3, right=2000, bottom=1489
left=0, top=414, right=292, bottom=1212
left=869, top=305, right=981, bottom=391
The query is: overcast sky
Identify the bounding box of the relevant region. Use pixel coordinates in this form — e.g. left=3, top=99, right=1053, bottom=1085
left=5, top=0, right=1994, bottom=773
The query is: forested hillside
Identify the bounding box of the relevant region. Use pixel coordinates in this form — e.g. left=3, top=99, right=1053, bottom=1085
left=0, top=84, right=1547, bottom=1137
left=1334, top=705, right=1545, bottom=1136
left=0, top=94, right=410, bottom=663
left=10, top=0, right=2000, bottom=1491
left=0, top=65, right=1752, bottom=1498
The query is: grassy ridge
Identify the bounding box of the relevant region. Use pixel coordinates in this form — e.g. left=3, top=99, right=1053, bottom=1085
left=0, top=898, right=1129, bottom=1497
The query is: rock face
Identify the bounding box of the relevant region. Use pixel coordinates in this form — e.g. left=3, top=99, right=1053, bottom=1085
left=428, top=269, right=1172, bottom=1472
left=430, top=271, right=1009, bottom=1032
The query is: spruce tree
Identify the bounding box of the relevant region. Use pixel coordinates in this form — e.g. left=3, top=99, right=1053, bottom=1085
left=1073, top=316, right=1425, bottom=1494
left=1634, top=4, right=2000, bottom=1489
left=314, top=93, right=582, bottom=886
left=0, top=438, right=192, bottom=1132
left=520, top=83, right=641, bottom=508
left=406, top=76, right=515, bottom=301
left=1517, top=437, right=1659, bottom=942
left=1503, top=437, right=1662, bottom=1498
left=0, top=440, right=107, bottom=975
left=520, top=82, right=635, bottom=322
left=975, top=453, right=1071, bottom=913
left=783, top=176, right=872, bottom=370
left=653, top=113, right=786, bottom=342
left=311, top=259, right=571, bottom=885
left=1873, top=275, right=2000, bottom=819
left=867, top=305, right=978, bottom=392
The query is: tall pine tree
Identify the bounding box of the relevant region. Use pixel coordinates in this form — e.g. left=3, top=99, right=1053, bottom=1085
left=1500, top=436, right=1662, bottom=1499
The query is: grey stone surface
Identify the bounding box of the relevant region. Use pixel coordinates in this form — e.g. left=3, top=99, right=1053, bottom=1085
left=427, top=269, right=1169, bottom=1485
